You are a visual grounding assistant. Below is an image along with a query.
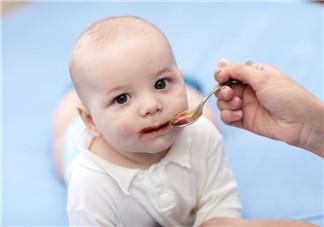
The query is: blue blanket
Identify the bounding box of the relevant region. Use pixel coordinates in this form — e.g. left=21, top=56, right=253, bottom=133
left=3, top=2, right=323, bottom=226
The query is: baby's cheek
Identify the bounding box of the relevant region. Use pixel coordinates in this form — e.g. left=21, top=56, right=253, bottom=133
left=117, top=121, right=136, bottom=137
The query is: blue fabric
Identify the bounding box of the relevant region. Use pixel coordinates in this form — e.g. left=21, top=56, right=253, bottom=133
left=184, top=76, right=203, bottom=92
left=3, top=2, right=323, bottom=226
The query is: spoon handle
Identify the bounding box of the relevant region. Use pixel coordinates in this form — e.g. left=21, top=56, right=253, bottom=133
left=201, top=79, right=235, bottom=105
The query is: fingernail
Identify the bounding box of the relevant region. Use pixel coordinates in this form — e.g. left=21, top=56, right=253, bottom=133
left=232, top=110, right=243, bottom=119
left=216, top=70, right=224, bottom=83
left=230, top=97, right=238, bottom=109
left=219, top=87, right=228, bottom=99
left=219, top=58, right=231, bottom=67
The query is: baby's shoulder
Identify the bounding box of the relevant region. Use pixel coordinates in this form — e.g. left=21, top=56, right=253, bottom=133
left=68, top=159, right=123, bottom=200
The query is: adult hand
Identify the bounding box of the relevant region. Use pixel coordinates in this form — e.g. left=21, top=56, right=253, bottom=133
left=214, top=59, right=323, bottom=157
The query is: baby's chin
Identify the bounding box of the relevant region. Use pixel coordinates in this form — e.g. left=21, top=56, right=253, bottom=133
left=135, top=142, right=172, bottom=155
left=142, top=130, right=182, bottom=154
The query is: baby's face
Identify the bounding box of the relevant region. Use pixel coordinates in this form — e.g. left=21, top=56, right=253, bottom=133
left=81, top=35, right=188, bottom=154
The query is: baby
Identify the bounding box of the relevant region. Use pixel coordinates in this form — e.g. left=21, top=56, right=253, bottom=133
left=59, top=16, right=241, bottom=226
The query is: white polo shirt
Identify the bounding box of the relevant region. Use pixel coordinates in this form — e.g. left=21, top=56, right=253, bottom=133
left=67, top=117, right=241, bottom=226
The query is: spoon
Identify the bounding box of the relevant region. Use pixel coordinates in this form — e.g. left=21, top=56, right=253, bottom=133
left=169, top=60, right=253, bottom=128
left=169, top=79, right=234, bottom=127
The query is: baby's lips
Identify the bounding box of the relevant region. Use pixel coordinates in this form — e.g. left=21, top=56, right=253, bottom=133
left=137, top=120, right=170, bottom=134
left=137, top=126, right=151, bottom=134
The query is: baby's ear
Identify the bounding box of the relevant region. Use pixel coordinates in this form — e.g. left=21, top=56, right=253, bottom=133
left=77, top=103, right=102, bottom=137
left=178, top=67, right=183, bottom=76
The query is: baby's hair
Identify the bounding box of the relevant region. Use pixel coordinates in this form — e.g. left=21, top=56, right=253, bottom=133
left=69, top=16, right=171, bottom=103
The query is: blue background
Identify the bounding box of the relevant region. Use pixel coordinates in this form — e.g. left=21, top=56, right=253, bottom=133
left=2, top=2, right=323, bottom=226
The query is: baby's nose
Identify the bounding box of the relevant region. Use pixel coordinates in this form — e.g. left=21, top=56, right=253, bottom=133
left=139, top=97, right=163, bottom=117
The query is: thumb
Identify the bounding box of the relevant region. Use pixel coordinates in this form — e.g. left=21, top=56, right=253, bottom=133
left=219, top=59, right=270, bottom=90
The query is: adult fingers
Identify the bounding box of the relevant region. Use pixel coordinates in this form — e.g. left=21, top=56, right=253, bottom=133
left=215, top=82, right=246, bottom=100
left=220, top=110, right=243, bottom=126
left=215, top=86, right=234, bottom=101
left=217, top=97, right=243, bottom=111
left=215, top=59, right=272, bottom=90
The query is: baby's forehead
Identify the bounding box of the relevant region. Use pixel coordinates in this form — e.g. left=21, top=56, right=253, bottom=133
left=71, top=19, right=165, bottom=68
left=70, top=16, right=172, bottom=100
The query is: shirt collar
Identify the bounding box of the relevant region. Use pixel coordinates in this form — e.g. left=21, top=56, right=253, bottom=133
left=161, top=127, right=193, bottom=169
left=77, top=127, right=193, bottom=195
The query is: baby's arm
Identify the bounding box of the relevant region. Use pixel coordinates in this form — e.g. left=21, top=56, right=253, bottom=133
left=67, top=164, right=121, bottom=226
left=68, top=206, right=118, bottom=226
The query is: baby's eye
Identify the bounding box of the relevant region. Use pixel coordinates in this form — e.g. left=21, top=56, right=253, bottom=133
left=155, top=78, right=169, bottom=90
left=114, top=94, right=130, bottom=104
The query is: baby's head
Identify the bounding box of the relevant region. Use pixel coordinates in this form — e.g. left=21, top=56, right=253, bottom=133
left=69, top=16, right=188, bottom=154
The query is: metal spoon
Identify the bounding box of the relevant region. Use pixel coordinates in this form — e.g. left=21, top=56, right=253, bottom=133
left=169, top=60, right=253, bottom=128
left=169, top=79, right=234, bottom=127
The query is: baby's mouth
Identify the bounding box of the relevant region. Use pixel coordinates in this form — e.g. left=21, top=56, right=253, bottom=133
left=138, top=121, right=170, bottom=134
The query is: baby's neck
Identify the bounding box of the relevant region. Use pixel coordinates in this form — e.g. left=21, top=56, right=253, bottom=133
left=89, top=136, right=169, bottom=170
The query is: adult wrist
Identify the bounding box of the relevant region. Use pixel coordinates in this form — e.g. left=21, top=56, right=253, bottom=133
left=299, top=98, right=324, bottom=157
